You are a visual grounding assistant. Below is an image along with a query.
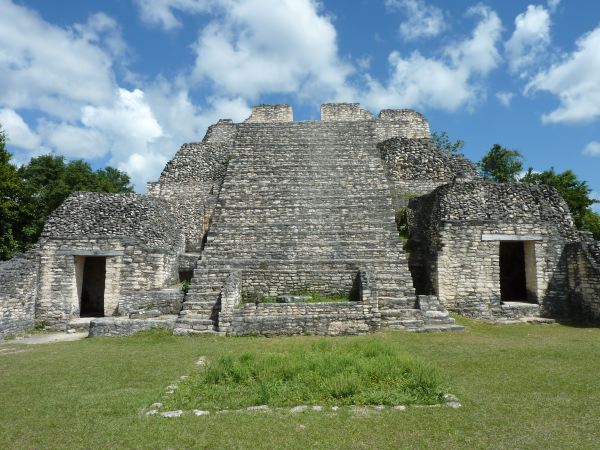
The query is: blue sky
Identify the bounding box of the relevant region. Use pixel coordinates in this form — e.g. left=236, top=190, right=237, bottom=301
left=0, top=0, right=599, bottom=208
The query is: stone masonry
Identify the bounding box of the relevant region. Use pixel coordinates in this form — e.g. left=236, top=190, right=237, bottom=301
left=1, top=103, right=599, bottom=338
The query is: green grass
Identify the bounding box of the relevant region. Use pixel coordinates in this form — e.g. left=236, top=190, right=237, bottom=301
left=166, top=339, right=444, bottom=410
left=1, top=318, right=600, bottom=448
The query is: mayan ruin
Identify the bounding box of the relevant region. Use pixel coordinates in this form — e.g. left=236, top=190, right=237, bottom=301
left=1, top=103, right=599, bottom=339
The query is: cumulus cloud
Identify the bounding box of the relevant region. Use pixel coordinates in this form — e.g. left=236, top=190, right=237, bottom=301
left=583, top=141, right=600, bottom=157
left=526, top=26, right=600, bottom=124
left=190, top=0, right=354, bottom=102
left=134, top=0, right=212, bottom=30
left=385, top=0, right=446, bottom=41
left=0, top=0, right=117, bottom=121
left=505, top=4, right=552, bottom=76
left=73, top=12, right=129, bottom=60
left=362, top=5, right=502, bottom=111
left=496, top=91, right=514, bottom=107
left=37, top=122, right=109, bottom=160
left=547, top=0, right=560, bottom=12
left=0, top=108, right=42, bottom=151
left=0, top=0, right=261, bottom=191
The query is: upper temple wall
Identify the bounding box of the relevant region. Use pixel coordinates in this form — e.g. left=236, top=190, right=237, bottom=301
left=320, top=103, right=373, bottom=121
left=245, top=104, right=294, bottom=123
left=241, top=103, right=430, bottom=138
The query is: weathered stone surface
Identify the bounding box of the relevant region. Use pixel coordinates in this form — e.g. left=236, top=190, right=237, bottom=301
left=88, top=316, right=177, bottom=337
left=1, top=102, right=598, bottom=338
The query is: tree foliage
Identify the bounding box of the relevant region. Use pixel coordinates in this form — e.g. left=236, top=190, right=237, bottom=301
left=0, top=124, right=134, bottom=260
left=478, top=142, right=600, bottom=239
left=0, top=128, right=22, bottom=259
left=478, top=144, right=523, bottom=183
left=431, top=131, right=464, bottom=155
left=521, top=167, right=598, bottom=233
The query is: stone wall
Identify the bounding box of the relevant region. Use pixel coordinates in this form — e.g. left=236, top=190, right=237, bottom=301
left=147, top=120, right=236, bottom=251
left=219, top=269, right=377, bottom=336
left=320, top=103, right=373, bottom=121
left=223, top=302, right=374, bottom=336
left=567, top=234, right=600, bottom=322
left=379, top=137, right=480, bottom=205
left=88, top=316, right=177, bottom=337
left=245, top=104, right=293, bottom=123
left=408, top=180, right=578, bottom=318
left=375, top=109, right=430, bottom=140
left=240, top=268, right=359, bottom=298
left=0, top=249, right=38, bottom=338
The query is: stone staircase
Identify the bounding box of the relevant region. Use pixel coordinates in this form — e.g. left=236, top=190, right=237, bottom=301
left=174, top=120, right=460, bottom=334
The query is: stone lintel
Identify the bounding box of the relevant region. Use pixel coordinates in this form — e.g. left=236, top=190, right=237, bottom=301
left=56, top=250, right=124, bottom=256
left=481, top=234, right=543, bottom=242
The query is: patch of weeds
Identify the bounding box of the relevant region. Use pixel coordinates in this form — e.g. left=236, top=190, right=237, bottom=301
left=181, top=279, right=191, bottom=294
left=289, top=290, right=350, bottom=303
left=164, top=338, right=446, bottom=410
left=395, top=207, right=409, bottom=240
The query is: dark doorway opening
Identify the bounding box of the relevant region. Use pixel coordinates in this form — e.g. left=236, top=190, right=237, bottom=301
left=499, top=241, right=529, bottom=302
left=81, top=257, right=106, bottom=317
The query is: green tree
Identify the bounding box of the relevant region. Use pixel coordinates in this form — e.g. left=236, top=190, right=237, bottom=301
left=479, top=144, right=523, bottom=182
left=0, top=126, right=23, bottom=259
left=521, top=167, right=598, bottom=232
left=431, top=131, right=464, bottom=154
left=581, top=209, right=600, bottom=240
left=15, top=155, right=134, bottom=252
left=96, top=166, right=134, bottom=193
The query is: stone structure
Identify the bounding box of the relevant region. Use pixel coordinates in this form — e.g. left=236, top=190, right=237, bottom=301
left=1, top=103, right=599, bottom=339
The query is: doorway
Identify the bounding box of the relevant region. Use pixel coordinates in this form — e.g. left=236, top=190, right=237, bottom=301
left=499, top=241, right=537, bottom=303
left=80, top=257, right=106, bottom=317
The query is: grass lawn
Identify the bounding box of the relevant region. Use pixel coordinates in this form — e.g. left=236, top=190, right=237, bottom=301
left=0, top=317, right=599, bottom=449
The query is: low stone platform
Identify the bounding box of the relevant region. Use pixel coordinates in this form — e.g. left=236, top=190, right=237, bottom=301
left=88, top=315, right=178, bottom=337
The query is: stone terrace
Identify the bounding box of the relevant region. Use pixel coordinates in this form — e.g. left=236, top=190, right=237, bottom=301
left=175, top=111, right=460, bottom=335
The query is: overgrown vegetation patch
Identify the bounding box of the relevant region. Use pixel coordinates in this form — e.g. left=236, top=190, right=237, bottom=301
left=241, top=290, right=351, bottom=304
left=164, top=338, right=446, bottom=410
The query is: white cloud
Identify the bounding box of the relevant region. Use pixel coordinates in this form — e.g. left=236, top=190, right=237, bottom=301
left=117, top=93, right=251, bottom=191
left=0, top=0, right=117, bottom=121
left=385, top=0, right=446, bottom=41
left=134, top=0, right=212, bottom=30
left=82, top=89, right=162, bottom=143
left=363, top=52, right=472, bottom=111
left=505, top=5, right=552, bottom=76
left=496, top=91, right=514, bottom=107
left=73, top=12, right=129, bottom=60
left=527, top=26, right=600, bottom=124
left=361, top=5, right=502, bottom=111
left=78, top=88, right=164, bottom=189
left=191, top=0, right=354, bottom=102
left=0, top=108, right=42, bottom=151
left=37, top=121, right=109, bottom=160
left=547, top=0, right=560, bottom=12
left=592, top=192, right=600, bottom=213
left=583, top=141, right=600, bottom=157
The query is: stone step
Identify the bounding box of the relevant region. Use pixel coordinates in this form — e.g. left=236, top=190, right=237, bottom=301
left=181, top=300, right=219, bottom=310
left=194, top=260, right=411, bottom=271
left=173, top=317, right=219, bottom=335
left=379, top=308, right=423, bottom=319
left=184, top=294, right=220, bottom=303
left=382, top=319, right=425, bottom=329
left=414, top=324, right=465, bottom=333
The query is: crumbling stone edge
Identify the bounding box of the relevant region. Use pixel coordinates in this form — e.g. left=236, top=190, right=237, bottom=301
left=142, top=356, right=462, bottom=418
